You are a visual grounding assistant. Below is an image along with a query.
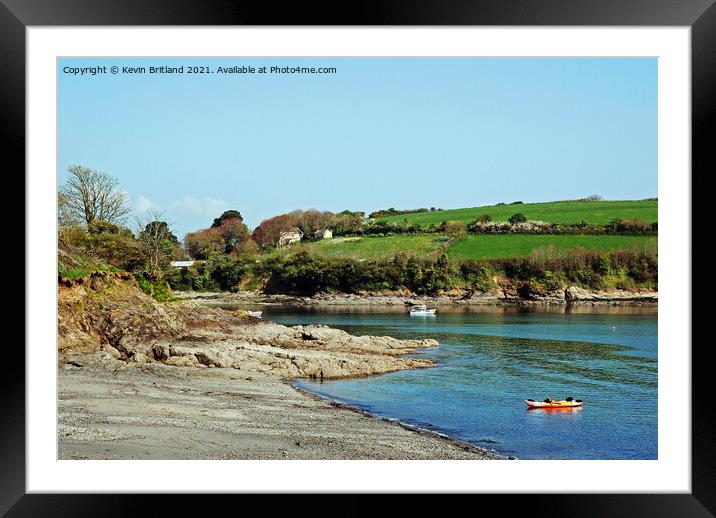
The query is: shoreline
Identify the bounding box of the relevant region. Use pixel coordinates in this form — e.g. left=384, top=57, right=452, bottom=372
left=56, top=278, right=647, bottom=460
left=172, top=289, right=659, bottom=307
left=58, top=278, right=500, bottom=459
left=289, top=380, right=508, bottom=459
left=58, top=353, right=499, bottom=460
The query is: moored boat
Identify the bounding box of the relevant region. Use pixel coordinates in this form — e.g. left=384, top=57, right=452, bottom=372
left=409, top=304, right=436, bottom=316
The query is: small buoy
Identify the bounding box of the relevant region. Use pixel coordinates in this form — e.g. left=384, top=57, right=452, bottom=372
left=612, top=326, right=616, bottom=331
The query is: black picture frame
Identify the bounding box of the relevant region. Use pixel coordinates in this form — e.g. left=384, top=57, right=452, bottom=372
left=5, top=0, right=711, bottom=515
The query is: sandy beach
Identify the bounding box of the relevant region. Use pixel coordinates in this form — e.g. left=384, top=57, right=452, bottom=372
left=58, top=278, right=504, bottom=459
left=58, top=352, right=497, bottom=460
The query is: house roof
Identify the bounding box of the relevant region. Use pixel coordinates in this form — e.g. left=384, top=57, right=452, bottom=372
left=170, top=260, right=195, bottom=267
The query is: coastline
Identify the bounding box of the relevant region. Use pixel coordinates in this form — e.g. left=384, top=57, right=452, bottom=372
left=56, top=278, right=652, bottom=460
left=58, top=353, right=499, bottom=460
left=172, top=289, right=659, bottom=307
left=289, top=381, right=507, bottom=459
left=58, top=279, right=499, bottom=459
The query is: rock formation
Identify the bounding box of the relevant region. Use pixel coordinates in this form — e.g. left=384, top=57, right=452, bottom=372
left=58, top=279, right=437, bottom=379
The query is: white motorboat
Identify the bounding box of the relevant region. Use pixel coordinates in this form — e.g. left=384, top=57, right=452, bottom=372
left=248, top=311, right=262, bottom=318
left=409, top=304, right=436, bottom=316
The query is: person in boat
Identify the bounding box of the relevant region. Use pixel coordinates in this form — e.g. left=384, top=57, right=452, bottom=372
left=544, top=395, right=553, bottom=403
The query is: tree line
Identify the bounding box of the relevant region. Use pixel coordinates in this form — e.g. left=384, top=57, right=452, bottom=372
left=57, top=164, right=658, bottom=298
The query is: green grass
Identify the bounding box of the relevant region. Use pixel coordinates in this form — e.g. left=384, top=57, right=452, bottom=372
left=308, top=235, right=447, bottom=260
left=262, top=233, right=657, bottom=262
left=377, top=200, right=658, bottom=227
left=447, top=234, right=657, bottom=260
left=58, top=266, right=91, bottom=281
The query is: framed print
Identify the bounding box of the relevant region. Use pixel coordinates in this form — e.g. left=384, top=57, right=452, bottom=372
left=5, top=0, right=713, bottom=515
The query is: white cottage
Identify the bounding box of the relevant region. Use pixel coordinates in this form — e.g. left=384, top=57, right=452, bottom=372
left=313, top=229, right=333, bottom=240
left=278, top=228, right=304, bottom=247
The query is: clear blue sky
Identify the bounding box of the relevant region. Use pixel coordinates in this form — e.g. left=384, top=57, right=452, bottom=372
left=58, top=57, right=657, bottom=238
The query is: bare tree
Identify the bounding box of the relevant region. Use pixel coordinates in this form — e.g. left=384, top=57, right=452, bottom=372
left=60, top=165, right=131, bottom=226
left=57, top=190, right=81, bottom=227
left=136, top=210, right=176, bottom=277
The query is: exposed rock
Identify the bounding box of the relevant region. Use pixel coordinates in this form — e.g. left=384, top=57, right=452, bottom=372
left=173, top=285, right=657, bottom=306
left=151, top=344, right=170, bottom=361
left=564, top=286, right=658, bottom=302
left=58, top=279, right=438, bottom=380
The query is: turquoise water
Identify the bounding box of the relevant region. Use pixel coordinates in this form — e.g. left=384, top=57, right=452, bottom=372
left=257, top=305, right=657, bottom=460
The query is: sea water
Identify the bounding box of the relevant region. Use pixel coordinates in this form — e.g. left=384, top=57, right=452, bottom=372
left=253, top=305, right=657, bottom=460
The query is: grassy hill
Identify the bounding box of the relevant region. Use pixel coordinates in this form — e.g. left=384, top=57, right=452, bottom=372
left=310, top=235, right=444, bottom=260
left=376, top=199, right=657, bottom=227
left=267, top=233, right=655, bottom=262
left=447, top=234, right=656, bottom=261
left=262, top=199, right=659, bottom=262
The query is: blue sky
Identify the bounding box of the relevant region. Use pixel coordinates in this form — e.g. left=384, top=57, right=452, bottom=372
left=58, top=57, right=657, bottom=238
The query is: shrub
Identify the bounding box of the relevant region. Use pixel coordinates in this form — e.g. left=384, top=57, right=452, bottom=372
left=440, top=221, right=467, bottom=242
left=134, top=272, right=173, bottom=302
left=508, top=213, right=527, bottom=224
left=604, top=218, right=655, bottom=235
left=88, top=220, right=121, bottom=235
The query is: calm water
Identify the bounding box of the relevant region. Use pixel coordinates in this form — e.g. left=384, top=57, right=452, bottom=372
left=240, top=304, right=657, bottom=460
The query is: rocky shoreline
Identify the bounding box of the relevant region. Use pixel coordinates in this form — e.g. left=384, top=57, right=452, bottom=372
left=58, top=277, right=499, bottom=459
left=57, top=275, right=654, bottom=460
left=172, top=287, right=658, bottom=307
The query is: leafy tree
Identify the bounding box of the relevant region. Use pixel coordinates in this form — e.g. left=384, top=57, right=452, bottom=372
left=252, top=213, right=300, bottom=248
left=185, top=227, right=224, bottom=259
left=60, top=165, right=131, bottom=226
left=509, top=213, right=527, bottom=224
left=475, top=214, right=492, bottom=223
left=216, top=217, right=249, bottom=253
left=232, top=238, right=260, bottom=257
left=212, top=210, right=243, bottom=228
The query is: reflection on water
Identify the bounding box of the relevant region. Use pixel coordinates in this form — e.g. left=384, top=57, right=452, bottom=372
left=214, top=301, right=658, bottom=316
left=213, top=302, right=658, bottom=460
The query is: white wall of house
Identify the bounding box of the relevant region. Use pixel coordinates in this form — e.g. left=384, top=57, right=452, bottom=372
left=278, top=231, right=303, bottom=247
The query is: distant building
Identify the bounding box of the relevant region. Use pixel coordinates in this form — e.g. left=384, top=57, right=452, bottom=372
left=313, top=229, right=333, bottom=240
left=278, top=228, right=304, bottom=247
left=170, top=260, right=195, bottom=267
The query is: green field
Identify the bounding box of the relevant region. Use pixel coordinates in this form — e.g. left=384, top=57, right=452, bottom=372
left=270, top=233, right=656, bottom=262
left=377, top=200, right=658, bottom=227
left=447, top=234, right=657, bottom=260
left=308, top=235, right=446, bottom=260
